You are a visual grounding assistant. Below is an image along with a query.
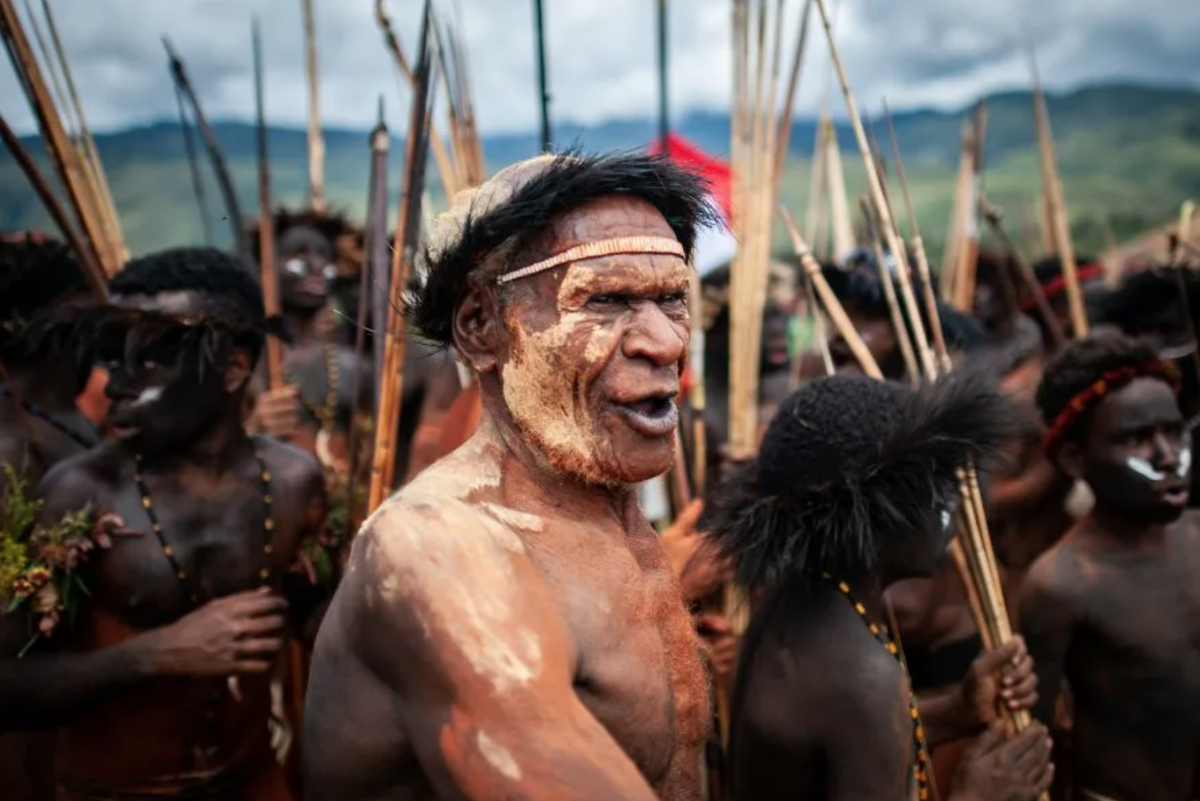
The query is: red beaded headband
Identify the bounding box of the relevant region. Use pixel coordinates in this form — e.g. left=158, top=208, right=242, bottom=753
left=1043, top=359, right=1181, bottom=452
left=1020, top=263, right=1103, bottom=313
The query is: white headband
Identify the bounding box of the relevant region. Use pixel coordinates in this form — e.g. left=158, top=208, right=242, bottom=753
left=494, top=236, right=686, bottom=286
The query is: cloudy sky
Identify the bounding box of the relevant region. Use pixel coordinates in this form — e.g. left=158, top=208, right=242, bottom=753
left=3, top=0, right=1199, bottom=136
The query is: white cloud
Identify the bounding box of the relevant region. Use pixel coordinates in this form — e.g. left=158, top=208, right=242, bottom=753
left=2, top=0, right=1198, bottom=137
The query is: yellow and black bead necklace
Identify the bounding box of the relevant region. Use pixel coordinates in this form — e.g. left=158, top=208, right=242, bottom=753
left=824, top=573, right=932, bottom=800
left=133, top=451, right=277, bottom=605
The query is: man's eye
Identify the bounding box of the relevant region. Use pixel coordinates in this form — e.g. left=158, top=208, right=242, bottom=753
left=141, top=360, right=160, bottom=371
left=588, top=294, right=627, bottom=306
left=659, top=293, right=686, bottom=306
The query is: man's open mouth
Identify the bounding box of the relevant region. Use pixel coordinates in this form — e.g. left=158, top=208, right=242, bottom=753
left=613, top=393, right=679, bottom=437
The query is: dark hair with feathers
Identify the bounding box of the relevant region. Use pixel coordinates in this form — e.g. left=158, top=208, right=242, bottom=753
left=709, top=370, right=1017, bottom=590
left=0, top=235, right=90, bottom=362
left=110, top=247, right=267, bottom=362
left=408, top=150, right=721, bottom=346
left=1035, top=331, right=1165, bottom=448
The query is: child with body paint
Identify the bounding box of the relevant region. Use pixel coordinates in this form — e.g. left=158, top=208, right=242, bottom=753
left=1019, top=331, right=1200, bottom=801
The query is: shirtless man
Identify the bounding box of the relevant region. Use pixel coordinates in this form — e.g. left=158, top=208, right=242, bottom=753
left=1020, top=332, right=1200, bottom=801
left=0, top=247, right=326, bottom=800
left=0, top=233, right=101, bottom=480
left=708, top=372, right=1053, bottom=801
left=304, top=152, right=719, bottom=800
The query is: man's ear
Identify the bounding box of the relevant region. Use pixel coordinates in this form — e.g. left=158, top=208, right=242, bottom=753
left=225, top=348, right=254, bottom=393
left=1056, top=441, right=1084, bottom=482
left=453, top=284, right=504, bottom=374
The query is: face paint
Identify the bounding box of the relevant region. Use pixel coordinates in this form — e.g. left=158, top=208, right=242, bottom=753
left=1125, top=446, right=1191, bottom=482
left=130, top=386, right=164, bottom=408
left=500, top=254, right=690, bottom=486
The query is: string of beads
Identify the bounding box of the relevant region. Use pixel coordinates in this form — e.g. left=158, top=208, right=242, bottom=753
left=824, top=573, right=931, bottom=800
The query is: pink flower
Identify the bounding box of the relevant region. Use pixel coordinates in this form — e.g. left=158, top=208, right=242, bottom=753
left=38, top=609, right=59, bottom=636
left=34, top=583, right=59, bottom=614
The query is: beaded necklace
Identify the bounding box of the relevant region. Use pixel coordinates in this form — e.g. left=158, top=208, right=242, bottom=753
left=824, top=573, right=931, bottom=800
left=286, top=340, right=339, bottom=432
left=0, top=387, right=99, bottom=449
left=133, top=449, right=276, bottom=606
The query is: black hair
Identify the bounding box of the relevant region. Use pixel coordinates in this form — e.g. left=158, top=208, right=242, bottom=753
left=246, top=207, right=362, bottom=270
left=1096, top=268, right=1200, bottom=339
left=1031, top=254, right=1100, bottom=287
left=0, top=234, right=89, bottom=362
left=822, top=264, right=985, bottom=354
left=708, top=370, right=1016, bottom=590
left=109, top=246, right=266, bottom=362
left=1035, top=331, right=1165, bottom=448
left=408, top=150, right=721, bottom=346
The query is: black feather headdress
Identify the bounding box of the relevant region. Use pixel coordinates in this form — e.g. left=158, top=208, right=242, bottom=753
left=708, top=370, right=1018, bottom=590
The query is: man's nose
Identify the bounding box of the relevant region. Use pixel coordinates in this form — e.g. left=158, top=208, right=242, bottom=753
left=622, top=303, right=687, bottom=367
left=1152, top=432, right=1181, bottom=470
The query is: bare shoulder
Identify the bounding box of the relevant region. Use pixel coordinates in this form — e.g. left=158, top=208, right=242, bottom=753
left=336, top=488, right=560, bottom=686
left=36, top=443, right=122, bottom=515
left=1022, top=529, right=1085, bottom=602
left=254, top=434, right=324, bottom=497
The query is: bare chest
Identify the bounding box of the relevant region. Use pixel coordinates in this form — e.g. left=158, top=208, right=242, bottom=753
left=524, top=521, right=710, bottom=785
left=88, top=475, right=297, bottom=631
left=1070, top=549, right=1200, bottom=704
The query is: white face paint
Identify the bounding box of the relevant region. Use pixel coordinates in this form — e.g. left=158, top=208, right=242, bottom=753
left=940, top=508, right=953, bottom=533
left=1125, top=447, right=1191, bottom=482
left=130, top=386, right=164, bottom=408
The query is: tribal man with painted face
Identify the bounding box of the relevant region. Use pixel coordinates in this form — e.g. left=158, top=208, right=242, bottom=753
left=708, top=372, right=1054, bottom=801
left=304, top=152, right=718, bottom=801
left=1019, top=331, right=1200, bottom=801
left=0, top=247, right=327, bottom=801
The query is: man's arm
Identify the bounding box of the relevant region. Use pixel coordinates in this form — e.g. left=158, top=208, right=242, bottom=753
left=0, top=461, right=288, bottom=732
left=343, top=500, right=660, bottom=801
left=1016, top=553, right=1076, bottom=725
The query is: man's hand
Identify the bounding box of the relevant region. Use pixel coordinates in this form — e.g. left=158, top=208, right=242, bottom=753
left=250, top=385, right=301, bottom=440
left=952, top=722, right=1054, bottom=801
left=962, top=636, right=1039, bottom=728
left=135, top=588, right=287, bottom=677
left=696, top=611, right=739, bottom=689
left=660, top=500, right=730, bottom=602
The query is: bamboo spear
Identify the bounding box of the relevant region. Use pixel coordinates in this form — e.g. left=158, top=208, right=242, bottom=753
left=0, top=108, right=107, bottom=299
left=1029, top=49, right=1087, bottom=337
left=0, top=0, right=110, bottom=274
left=173, top=81, right=214, bottom=246
left=164, top=37, right=249, bottom=261
left=823, top=113, right=855, bottom=261
left=860, top=195, right=917, bottom=381
left=367, top=0, right=435, bottom=514
left=37, top=0, right=125, bottom=266
left=252, top=18, right=283, bottom=390
left=300, top=0, right=326, bottom=213
left=814, top=0, right=1034, bottom=744
left=951, top=102, right=986, bottom=314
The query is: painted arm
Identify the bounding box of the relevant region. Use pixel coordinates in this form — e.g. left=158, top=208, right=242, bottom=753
left=340, top=501, right=660, bottom=801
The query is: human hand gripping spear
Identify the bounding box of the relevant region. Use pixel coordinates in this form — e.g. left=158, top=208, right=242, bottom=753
left=810, top=0, right=1042, bottom=777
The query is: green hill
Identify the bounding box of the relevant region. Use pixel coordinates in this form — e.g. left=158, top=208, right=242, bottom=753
left=1, top=82, right=1198, bottom=264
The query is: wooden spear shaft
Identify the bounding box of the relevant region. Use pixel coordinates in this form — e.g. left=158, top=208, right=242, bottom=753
left=0, top=108, right=106, bottom=299
left=860, top=195, right=918, bottom=381
left=252, top=19, right=284, bottom=390
left=300, top=0, right=326, bottom=213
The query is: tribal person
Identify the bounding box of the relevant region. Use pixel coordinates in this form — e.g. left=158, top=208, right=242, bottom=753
left=1019, top=332, right=1200, bottom=801
left=1022, top=255, right=1108, bottom=344
left=304, top=152, right=719, bottom=801
left=709, top=372, right=1054, bottom=801
left=0, top=233, right=102, bottom=481
left=0, top=234, right=101, bottom=801
left=0, top=247, right=327, bottom=801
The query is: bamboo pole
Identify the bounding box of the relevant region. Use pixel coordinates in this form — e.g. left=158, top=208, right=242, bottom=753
left=823, top=114, right=855, bottom=261
left=300, top=0, right=326, bottom=213
left=0, top=0, right=112, bottom=274
left=805, top=118, right=828, bottom=255
left=368, top=0, right=435, bottom=515
left=860, top=195, right=917, bottom=381
left=0, top=108, right=106, bottom=299
left=1029, top=49, right=1087, bottom=338
left=772, top=0, right=813, bottom=184
left=252, top=18, right=283, bottom=390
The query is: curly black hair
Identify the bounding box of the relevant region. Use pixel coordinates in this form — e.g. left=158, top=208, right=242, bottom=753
left=407, top=150, right=721, bottom=347
left=0, top=234, right=90, bottom=362
left=708, top=369, right=1017, bottom=589
left=1096, top=267, right=1200, bottom=340
left=110, top=247, right=266, bottom=361
left=822, top=264, right=985, bottom=354
left=1035, top=331, right=1167, bottom=449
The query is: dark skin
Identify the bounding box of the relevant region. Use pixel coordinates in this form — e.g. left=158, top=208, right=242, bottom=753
left=828, top=306, right=905, bottom=380
left=305, top=195, right=710, bottom=800
left=1019, top=377, right=1200, bottom=801
left=731, top=501, right=1054, bottom=801
left=0, top=289, right=326, bottom=798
